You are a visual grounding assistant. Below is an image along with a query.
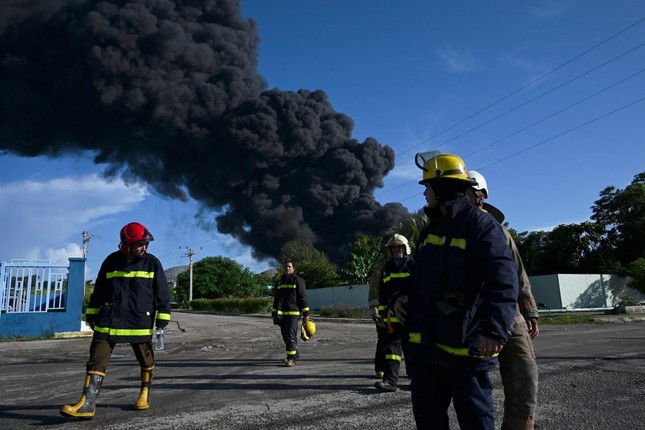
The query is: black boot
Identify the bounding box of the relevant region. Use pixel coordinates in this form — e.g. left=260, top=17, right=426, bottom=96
left=134, top=366, right=154, bottom=410
left=59, top=371, right=105, bottom=419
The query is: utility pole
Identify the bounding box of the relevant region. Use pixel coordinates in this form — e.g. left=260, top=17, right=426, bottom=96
left=81, top=231, right=92, bottom=296
left=181, top=246, right=201, bottom=306
left=82, top=231, right=91, bottom=258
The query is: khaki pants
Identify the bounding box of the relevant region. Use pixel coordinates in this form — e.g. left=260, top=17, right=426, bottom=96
left=86, top=339, right=154, bottom=373
left=498, top=321, right=538, bottom=421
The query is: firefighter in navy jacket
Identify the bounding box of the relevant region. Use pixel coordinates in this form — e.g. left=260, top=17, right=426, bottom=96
left=373, top=234, right=414, bottom=392
left=394, top=153, right=518, bottom=430
left=272, top=260, right=310, bottom=367
left=60, top=222, right=171, bottom=419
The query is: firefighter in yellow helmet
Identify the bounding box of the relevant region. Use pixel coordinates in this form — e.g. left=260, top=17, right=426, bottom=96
left=469, top=170, right=540, bottom=430
left=394, top=152, right=518, bottom=429
left=369, top=234, right=414, bottom=392
left=60, top=222, right=171, bottom=419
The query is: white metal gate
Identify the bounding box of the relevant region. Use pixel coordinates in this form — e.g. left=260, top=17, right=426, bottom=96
left=0, top=260, right=68, bottom=316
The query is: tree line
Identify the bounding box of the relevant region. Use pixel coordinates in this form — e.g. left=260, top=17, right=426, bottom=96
left=169, top=171, right=645, bottom=304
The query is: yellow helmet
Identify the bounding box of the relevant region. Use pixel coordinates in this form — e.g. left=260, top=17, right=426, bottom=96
left=415, top=152, right=475, bottom=185
left=300, top=319, right=316, bottom=341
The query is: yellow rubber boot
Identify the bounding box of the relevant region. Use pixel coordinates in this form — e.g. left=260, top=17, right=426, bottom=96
left=134, top=366, right=154, bottom=410
left=59, top=371, right=105, bottom=419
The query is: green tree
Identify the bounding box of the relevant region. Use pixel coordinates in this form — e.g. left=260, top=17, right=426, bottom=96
left=277, top=240, right=341, bottom=289
left=627, top=258, right=645, bottom=295
left=174, top=256, right=265, bottom=303
left=386, top=209, right=428, bottom=249
left=592, top=172, right=645, bottom=267
left=510, top=222, right=608, bottom=275
left=341, top=235, right=386, bottom=285
left=508, top=227, right=548, bottom=275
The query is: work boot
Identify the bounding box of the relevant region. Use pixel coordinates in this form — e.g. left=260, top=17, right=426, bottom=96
left=284, top=359, right=296, bottom=367
left=502, top=415, right=536, bottom=430
left=134, top=366, right=154, bottom=410
left=59, top=370, right=105, bottom=419
left=374, top=380, right=398, bottom=392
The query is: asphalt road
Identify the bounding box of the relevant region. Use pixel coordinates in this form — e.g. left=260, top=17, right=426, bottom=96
left=0, top=312, right=643, bottom=429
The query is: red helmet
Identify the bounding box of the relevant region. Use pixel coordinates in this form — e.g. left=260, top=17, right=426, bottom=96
left=120, top=222, right=154, bottom=247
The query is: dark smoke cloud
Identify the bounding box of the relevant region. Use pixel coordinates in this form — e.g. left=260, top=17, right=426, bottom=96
left=0, top=0, right=409, bottom=262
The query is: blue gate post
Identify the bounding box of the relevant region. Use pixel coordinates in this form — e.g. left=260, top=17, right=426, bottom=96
left=65, top=257, right=87, bottom=331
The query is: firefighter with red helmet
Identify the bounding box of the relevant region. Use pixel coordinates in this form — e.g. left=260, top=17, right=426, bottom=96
left=60, top=222, right=171, bottom=419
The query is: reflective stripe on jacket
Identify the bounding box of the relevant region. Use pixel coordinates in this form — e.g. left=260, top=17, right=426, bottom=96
left=405, top=195, right=518, bottom=369
left=86, top=251, right=171, bottom=344
left=378, top=256, right=413, bottom=322
left=272, top=274, right=309, bottom=318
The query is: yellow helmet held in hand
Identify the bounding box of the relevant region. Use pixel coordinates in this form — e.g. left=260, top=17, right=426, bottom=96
left=300, top=319, right=316, bottom=341
left=415, top=152, right=475, bottom=185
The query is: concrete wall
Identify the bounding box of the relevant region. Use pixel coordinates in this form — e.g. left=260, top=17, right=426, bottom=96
left=0, top=258, right=86, bottom=338
left=307, top=284, right=369, bottom=311
left=307, top=274, right=645, bottom=312
left=531, top=274, right=645, bottom=310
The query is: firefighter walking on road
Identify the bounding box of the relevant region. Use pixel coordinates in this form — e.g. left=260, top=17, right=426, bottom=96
left=371, top=234, right=414, bottom=392
left=60, top=222, right=171, bottom=420
left=272, top=260, right=311, bottom=367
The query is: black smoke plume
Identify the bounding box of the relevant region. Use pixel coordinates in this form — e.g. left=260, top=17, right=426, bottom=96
left=0, top=0, right=408, bottom=262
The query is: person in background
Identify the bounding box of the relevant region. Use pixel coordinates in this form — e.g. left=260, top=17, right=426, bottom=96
left=394, top=152, right=518, bottom=430
left=272, top=260, right=310, bottom=367
left=60, top=222, right=171, bottom=419
left=368, top=261, right=388, bottom=380
left=372, top=234, right=414, bottom=392
left=468, top=170, right=540, bottom=430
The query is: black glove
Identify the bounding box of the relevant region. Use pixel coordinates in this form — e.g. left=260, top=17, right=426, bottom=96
left=155, top=319, right=169, bottom=330
left=273, top=316, right=281, bottom=326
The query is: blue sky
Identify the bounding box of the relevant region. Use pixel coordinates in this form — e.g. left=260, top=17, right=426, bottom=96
left=1, top=0, right=644, bottom=280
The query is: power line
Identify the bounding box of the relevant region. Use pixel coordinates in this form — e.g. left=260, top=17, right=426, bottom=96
left=377, top=67, right=645, bottom=198
left=392, top=16, right=645, bottom=162
left=395, top=95, right=645, bottom=205
left=474, top=96, right=645, bottom=171
left=463, top=68, right=645, bottom=158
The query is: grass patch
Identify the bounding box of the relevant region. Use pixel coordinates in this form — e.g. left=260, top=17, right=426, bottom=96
left=320, top=304, right=371, bottom=319
left=0, top=331, right=55, bottom=342
left=539, top=313, right=593, bottom=324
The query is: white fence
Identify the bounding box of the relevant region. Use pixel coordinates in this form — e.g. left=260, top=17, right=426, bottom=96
left=0, top=260, right=68, bottom=316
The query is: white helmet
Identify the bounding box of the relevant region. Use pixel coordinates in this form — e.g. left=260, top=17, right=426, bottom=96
left=468, top=170, right=488, bottom=199
left=385, top=234, right=411, bottom=256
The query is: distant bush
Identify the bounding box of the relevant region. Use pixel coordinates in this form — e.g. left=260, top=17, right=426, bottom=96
left=617, top=296, right=639, bottom=306
left=320, top=304, right=371, bottom=319
left=189, top=297, right=271, bottom=314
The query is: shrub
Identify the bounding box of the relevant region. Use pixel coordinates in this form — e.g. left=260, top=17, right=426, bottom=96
left=189, top=297, right=271, bottom=314
left=617, top=296, right=639, bottom=306
left=320, top=304, right=371, bottom=318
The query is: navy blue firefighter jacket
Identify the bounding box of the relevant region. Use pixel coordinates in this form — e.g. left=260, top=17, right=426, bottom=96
left=86, top=250, right=171, bottom=343
left=404, top=195, right=519, bottom=371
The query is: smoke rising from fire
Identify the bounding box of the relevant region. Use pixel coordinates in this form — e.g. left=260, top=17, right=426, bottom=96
left=0, top=0, right=408, bottom=262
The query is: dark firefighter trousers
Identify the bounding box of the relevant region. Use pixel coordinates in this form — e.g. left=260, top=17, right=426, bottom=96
left=498, top=320, right=538, bottom=424
left=382, top=322, right=409, bottom=385
left=410, top=346, right=495, bottom=430
left=374, top=324, right=387, bottom=374
left=280, top=316, right=300, bottom=361
left=86, top=338, right=155, bottom=373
